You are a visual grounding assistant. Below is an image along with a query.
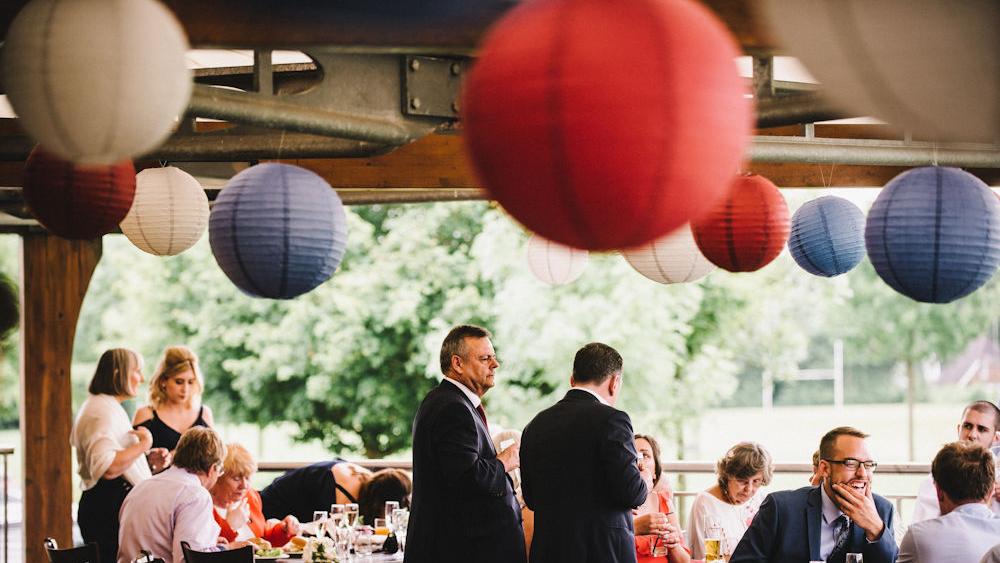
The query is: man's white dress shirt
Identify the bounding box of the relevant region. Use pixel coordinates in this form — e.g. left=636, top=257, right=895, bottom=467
left=899, top=502, right=1000, bottom=563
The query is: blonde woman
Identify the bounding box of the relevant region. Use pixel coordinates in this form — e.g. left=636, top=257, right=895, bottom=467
left=133, top=345, right=214, bottom=452
left=72, top=348, right=170, bottom=563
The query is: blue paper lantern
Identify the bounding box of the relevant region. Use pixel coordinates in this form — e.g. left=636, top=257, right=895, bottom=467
left=866, top=166, right=1000, bottom=304
left=788, top=196, right=865, bottom=277
left=209, top=163, right=348, bottom=299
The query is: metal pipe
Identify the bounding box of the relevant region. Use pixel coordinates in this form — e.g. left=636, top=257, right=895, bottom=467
left=751, top=136, right=1000, bottom=167
left=755, top=93, right=848, bottom=128
left=188, top=84, right=418, bottom=145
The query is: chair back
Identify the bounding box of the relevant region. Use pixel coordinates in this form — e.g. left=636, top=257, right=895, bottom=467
left=180, top=541, right=253, bottom=563
left=43, top=538, right=101, bottom=563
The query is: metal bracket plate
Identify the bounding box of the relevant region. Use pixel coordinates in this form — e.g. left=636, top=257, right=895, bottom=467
left=404, top=56, right=467, bottom=118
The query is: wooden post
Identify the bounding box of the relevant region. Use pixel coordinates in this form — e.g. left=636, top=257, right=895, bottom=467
left=19, top=234, right=101, bottom=563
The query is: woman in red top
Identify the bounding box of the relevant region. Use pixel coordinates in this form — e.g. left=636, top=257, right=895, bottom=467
left=210, top=443, right=301, bottom=546
left=633, top=434, right=690, bottom=563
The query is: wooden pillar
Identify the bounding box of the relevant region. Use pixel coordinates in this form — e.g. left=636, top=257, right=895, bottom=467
left=19, top=234, right=102, bottom=563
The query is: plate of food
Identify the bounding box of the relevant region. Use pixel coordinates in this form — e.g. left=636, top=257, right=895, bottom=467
left=253, top=548, right=288, bottom=561
left=282, top=536, right=307, bottom=559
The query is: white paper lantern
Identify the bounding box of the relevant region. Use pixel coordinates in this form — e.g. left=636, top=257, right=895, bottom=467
left=526, top=235, right=588, bottom=286
left=761, top=0, right=1000, bottom=141
left=120, top=167, right=208, bottom=256
left=622, top=224, right=715, bottom=284
left=2, top=0, right=192, bottom=164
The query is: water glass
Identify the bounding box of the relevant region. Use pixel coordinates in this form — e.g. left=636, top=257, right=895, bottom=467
left=385, top=500, right=400, bottom=524
left=392, top=508, right=409, bottom=552
left=345, top=502, right=360, bottom=527
left=355, top=527, right=375, bottom=556
left=846, top=554, right=863, bottom=563
left=311, top=510, right=328, bottom=538
left=329, top=503, right=346, bottom=530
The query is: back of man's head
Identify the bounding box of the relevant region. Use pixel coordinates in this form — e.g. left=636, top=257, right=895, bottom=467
left=963, top=400, right=1000, bottom=430
left=173, top=426, right=226, bottom=474
left=572, top=342, right=623, bottom=385
left=818, top=426, right=868, bottom=460
left=932, top=441, right=994, bottom=504
left=439, top=324, right=491, bottom=375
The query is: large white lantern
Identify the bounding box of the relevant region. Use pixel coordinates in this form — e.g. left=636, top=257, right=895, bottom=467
left=526, top=235, right=588, bottom=286
left=2, top=0, right=192, bottom=163
left=622, top=224, right=715, bottom=284
left=760, top=0, right=1000, bottom=141
left=120, top=167, right=209, bottom=256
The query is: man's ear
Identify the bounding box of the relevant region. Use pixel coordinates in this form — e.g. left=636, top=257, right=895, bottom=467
left=569, top=375, right=576, bottom=387
left=450, top=354, right=463, bottom=374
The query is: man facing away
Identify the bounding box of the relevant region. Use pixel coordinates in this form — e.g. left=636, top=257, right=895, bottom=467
left=730, top=426, right=897, bottom=563
left=118, top=426, right=232, bottom=563
left=520, top=342, right=648, bottom=563
left=404, top=325, right=525, bottom=563
left=898, top=441, right=1000, bottom=563
left=912, top=400, right=1000, bottom=522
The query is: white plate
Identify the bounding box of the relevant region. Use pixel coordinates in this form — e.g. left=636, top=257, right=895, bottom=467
left=254, top=554, right=289, bottom=561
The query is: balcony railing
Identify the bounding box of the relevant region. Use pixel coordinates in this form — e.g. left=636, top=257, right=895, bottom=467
left=2, top=445, right=12, bottom=563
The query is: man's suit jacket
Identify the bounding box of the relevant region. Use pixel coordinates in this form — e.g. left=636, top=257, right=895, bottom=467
left=404, top=381, right=526, bottom=563
left=520, top=389, right=648, bottom=563
left=730, top=485, right=898, bottom=563
left=898, top=502, right=1000, bottom=563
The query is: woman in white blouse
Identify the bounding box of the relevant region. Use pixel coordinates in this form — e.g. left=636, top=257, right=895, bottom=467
left=687, top=442, right=773, bottom=560
left=71, top=348, right=170, bottom=563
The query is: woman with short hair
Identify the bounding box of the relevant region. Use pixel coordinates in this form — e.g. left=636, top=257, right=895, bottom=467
left=687, top=442, right=773, bottom=560
left=72, top=348, right=170, bottom=563
left=209, top=443, right=300, bottom=546
left=133, top=345, right=214, bottom=453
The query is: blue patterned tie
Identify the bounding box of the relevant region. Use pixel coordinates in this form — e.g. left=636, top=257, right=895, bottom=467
left=828, top=515, right=851, bottom=563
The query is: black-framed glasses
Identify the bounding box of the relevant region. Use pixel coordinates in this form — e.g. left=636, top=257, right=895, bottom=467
left=824, top=458, right=877, bottom=471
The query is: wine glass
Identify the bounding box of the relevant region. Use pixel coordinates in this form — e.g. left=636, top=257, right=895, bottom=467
left=846, top=554, right=863, bottom=563
left=312, top=510, right=328, bottom=538
left=392, top=508, right=409, bottom=552
left=329, top=503, right=346, bottom=531
left=384, top=500, right=400, bottom=526
left=345, top=502, right=360, bottom=527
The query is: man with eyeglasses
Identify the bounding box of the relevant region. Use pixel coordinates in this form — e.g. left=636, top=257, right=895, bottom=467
left=405, top=325, right=526, bottom=563
left=117, top=427, right=246, bottom=563
left=730, top=426, right=898, bottom=563
left=912, top=400, right=1000, bottom=523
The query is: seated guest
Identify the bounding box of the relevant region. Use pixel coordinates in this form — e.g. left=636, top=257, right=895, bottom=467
left=913, top=400, right=1000, bottom=522
left=730, top=426, right=897, bottom=563
left=687, top=442, right=771, bottom=561
left=493, top=429, right=535, bottom=557
left=898, top=441, right=1000, bottom=563
left=260, top=459, right=411, bottom=525
left=118, top=427, right=241, bottom=563
left=634, top=434, right=689, bottom=563
left=210, top=443, right=300, bottom=546
left=809, top=449, right=822, bottom=486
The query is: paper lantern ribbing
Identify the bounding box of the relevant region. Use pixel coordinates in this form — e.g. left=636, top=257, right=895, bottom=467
left=2, top=0, right=192, bottom=164
left=463, top=0, right=751, bottom=251
left=865, top=167, right=1000, bottom=303
left=691, top=174, right=790, bottom=272
left=120, top=167, right=209, bottom=256
left=788, top=196, right=866, bottom=277
left=23, top=147, right=135, bottom=239
left=526, top=235, right=589, bottom=286
left=760, top=0, right=1000, bottom=142
left=209, top=164, right=348, bottom=299
left=622, top=225, right=715, bottom=284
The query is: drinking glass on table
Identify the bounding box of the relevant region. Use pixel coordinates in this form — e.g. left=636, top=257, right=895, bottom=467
left=345, top=502, right=360, bottom=527
left=392, top=508, right=409, bottom=552
left=355, top=527, right=375, bottom=558
left=384, top=500, right=400, bottom=526
left=329, top=503, right=346, bottom=531
left=846, top=554, right=863, bottom=563
left=312, top=510, right=329, bottom=538
left=374, top=518, right=389, bottom=536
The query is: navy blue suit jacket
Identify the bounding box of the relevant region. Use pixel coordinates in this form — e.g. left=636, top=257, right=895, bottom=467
left=730, top=486, right=898, bottom=563
left=404, top=381, right=525, bottom=563
left=520, top=389, right=647, bottom=563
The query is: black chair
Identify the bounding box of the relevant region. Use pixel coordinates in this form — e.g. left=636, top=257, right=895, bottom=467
left=180, top=541, right=253, bottom=563
left=43, top=538, right=101, bottom=563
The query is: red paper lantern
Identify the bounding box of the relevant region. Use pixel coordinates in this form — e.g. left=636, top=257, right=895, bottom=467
left=462, top=0, right=751, bottom=251
left=23, top=146, right=136, bottom=239
left=691, top=174, right=790, bottom=272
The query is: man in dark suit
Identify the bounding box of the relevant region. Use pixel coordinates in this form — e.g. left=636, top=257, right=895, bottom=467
left=520, top=342, right=648, bottom=563
left=404, top=325, right=525, bottom=563
left=730, top=426, right=898, bottom=563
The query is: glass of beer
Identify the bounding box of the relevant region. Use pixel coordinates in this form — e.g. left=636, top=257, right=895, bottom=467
left=704, top=515, right=724, bottom=562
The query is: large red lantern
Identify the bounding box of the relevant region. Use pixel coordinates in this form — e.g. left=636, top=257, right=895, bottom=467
left=462, top=0, right=751, bottom=251
left=692, top=174, right=790, bottom=272
left=23, top=146, right=136, bottom=239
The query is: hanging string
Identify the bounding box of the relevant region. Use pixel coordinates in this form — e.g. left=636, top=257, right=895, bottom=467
left=817, top=163, right=837, bottom=189
left=158, top=159, right=168, bottom=168
left=931, top=144, right=939, bottom=167
left=276, top=130, right=287, bottom=163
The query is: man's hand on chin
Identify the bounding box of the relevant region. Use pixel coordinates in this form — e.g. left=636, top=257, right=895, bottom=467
left=832, top=482, right=884, bottom=541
